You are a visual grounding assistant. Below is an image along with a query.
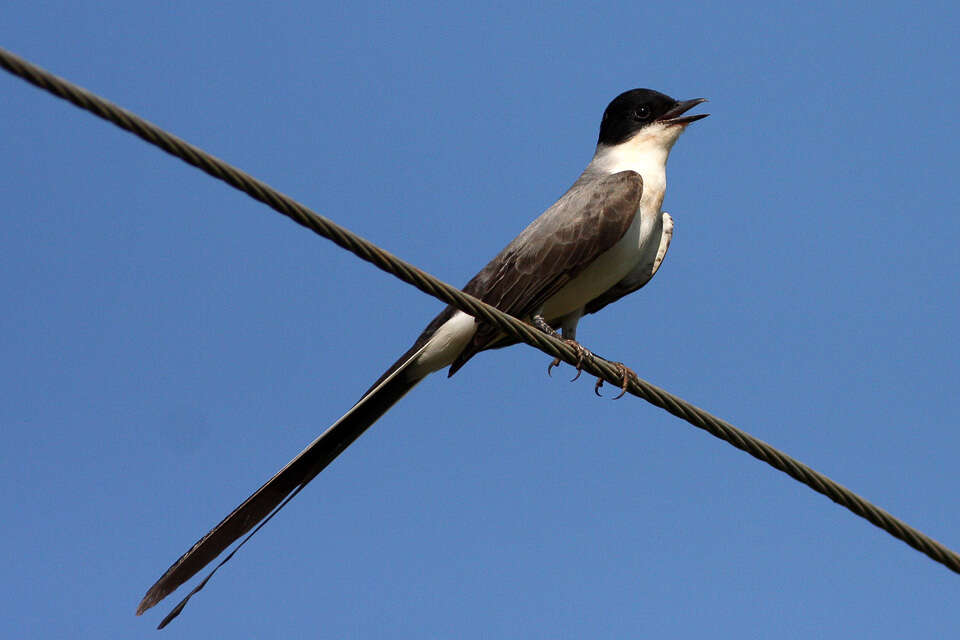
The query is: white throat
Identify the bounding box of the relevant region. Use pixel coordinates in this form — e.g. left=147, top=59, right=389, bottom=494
left=588, top=122, right=685, bottom=213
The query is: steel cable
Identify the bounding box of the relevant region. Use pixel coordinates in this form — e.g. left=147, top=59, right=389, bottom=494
left=2, top=45, right=957, bottom=576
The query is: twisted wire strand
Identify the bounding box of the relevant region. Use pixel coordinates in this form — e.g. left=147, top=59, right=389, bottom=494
left=3, top=45, right=957, bottom=575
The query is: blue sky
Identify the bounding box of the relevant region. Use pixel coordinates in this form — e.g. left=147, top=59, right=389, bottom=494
left=2, top=2, right=959, bottom=637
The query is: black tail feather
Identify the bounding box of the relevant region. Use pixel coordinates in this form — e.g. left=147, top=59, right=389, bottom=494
left=137, top=344, right=429, bottom=622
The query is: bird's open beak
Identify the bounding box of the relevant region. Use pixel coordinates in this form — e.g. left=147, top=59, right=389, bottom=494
left=658, top=98, right=709, bottom=125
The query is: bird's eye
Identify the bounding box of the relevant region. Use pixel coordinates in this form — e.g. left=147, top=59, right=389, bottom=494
left=634, top=106, right=651, bottom=120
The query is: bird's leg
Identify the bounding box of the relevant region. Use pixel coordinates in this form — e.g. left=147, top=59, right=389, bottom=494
left=530, top=314, right=559, bottom=337
left=594, top=361, right=638, bottom=400
left=531, top=315, right=592, bottom=380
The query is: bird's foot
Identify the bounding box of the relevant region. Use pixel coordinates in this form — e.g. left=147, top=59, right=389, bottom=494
left=594, top=362, right=637, bottom=399
left=547, top=340, right=594, bottom=381
left=530, top=315, right=593, bottom=381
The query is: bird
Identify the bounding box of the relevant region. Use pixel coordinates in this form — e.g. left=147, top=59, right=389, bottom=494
left=137, top=88, right=708, bottom=626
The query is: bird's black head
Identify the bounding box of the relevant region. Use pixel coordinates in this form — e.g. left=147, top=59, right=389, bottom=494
left=597, top=89, right=708, bottom=147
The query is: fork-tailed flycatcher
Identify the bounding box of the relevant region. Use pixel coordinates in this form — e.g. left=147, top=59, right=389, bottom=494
left=137, top=88, right=708, bottom=624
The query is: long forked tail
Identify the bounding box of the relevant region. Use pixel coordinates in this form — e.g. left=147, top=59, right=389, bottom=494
left=136, top=342, right=430, bottom=626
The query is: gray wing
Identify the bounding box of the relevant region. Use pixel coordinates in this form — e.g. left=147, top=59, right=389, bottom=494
left=583, top=211, right=673, bottom=315
left=449, top=170, right=643, bottom=373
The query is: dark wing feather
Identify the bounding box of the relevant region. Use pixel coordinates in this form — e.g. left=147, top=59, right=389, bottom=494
left=449, top=170, right=642, bottom=373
